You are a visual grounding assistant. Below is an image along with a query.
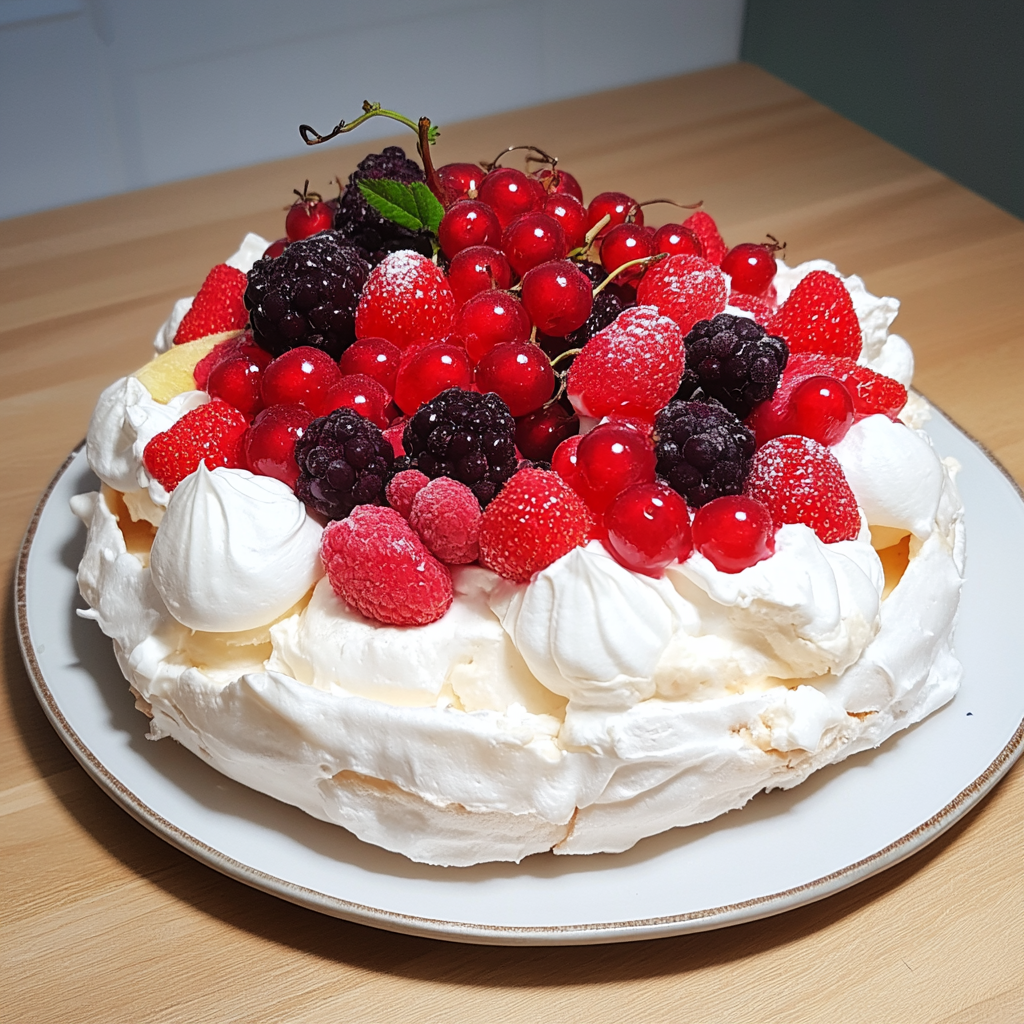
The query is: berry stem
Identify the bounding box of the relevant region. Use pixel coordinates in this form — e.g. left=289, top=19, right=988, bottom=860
left=481, top=144, right=558, bottom=173
left=592, top=252, right=667, bottom=295
left=550, top=347, right=583, bottom=368
left=567, top=213, right=611, bottom=260
left=637, top=198, right=703, bottom=212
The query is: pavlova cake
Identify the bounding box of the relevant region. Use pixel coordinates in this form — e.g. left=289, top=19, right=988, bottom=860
left=71, top=117, right=965, bottom=866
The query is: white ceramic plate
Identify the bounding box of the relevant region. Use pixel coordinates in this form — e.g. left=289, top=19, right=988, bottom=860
left=16, top=407, right=1024, bottom=946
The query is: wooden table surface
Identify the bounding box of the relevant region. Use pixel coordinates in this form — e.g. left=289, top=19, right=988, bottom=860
left=2, top=63, right=1022, bottom=1023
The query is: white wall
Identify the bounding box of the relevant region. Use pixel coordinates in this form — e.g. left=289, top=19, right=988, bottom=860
left=0, top=0, right=745, bottom=220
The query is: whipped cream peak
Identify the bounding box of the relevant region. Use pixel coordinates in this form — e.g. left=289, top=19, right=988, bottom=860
left=150, top=465, right=323, bottom=632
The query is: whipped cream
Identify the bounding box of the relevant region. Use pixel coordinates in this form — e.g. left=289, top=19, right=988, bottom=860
left=150, top=465, right=323, bottom=632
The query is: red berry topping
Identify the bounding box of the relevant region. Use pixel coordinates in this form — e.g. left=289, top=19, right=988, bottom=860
left=382, top=418, right=407, bottom=457
left=542, top=193, right=588, bottom=250
left=515, top=403, right=579, bottom=462
left=475, top=342, right=555, bottom=417
left=520, top=259, right=593, bottom=336
left=261, top=346, right=343, bottom=415
left=766, top=271, right=862, bottom=359
left=339, top=336, right=401, bottom=394
left=408, top=476, right=482, bottom=564
left=244, top=403, right=313, bottom=488
left=478, top=468, right=593, bottom=583
left=682, top=211, right=727, bottom=266
left=454, top=290, right=531, bottom=363
left=600, top=222, right=656, bottom=282
left=551, top=434, right=583, bottom=489
left=586, top=191, right=642, bottom=238
left=476, top=167, right=544, bottom=228
left=691, top=495, right=775, bottom=573
left=530, top=168, right=584, bottom=203
left=604, top=482, right=692, bottom=576
left=721, top=243, right=778, bottom=296
left=744, top=435, right=860, bottom=544
left=143, top=398, right=248, bottom=492
left=435, top=162, right=484, bottom=203
left=285, top=184, right=334, bottom=242
left=207, top=352, right=268, bottom=417
left=193, top=332, right=265, bottom=390
left=263, top=237, right=288, bottom=260
left=446, top=245, right=513, bottom=306
left=501, top=212, right=567, bottom=277
left=393, top=343, right=472, bottom=415
left=174, top=264, right=248, bottom=344
left=635, top=254, right=728, bottom=334
left=728, top=291, right=776, bottom=324
left=385, top=467, right=430, bottom=518
left=653, top=223, right=702, bottom=258
left=321, top=506, right=453, bottom=626
left=786, top=375, right=855, bottom=446
left=566, top=305, right=686, bottom=422
left=323, top=373, right=391, bottom=428
left=355, top=251, right=456, bottom=350
left=574, top=420, right=657, bottom=515
left=438, top=199, right=502, bottom=258
left=789, top=353, right=907, bottom=421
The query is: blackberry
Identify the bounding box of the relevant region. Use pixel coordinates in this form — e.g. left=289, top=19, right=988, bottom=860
left=398, top=389, right=517, bottom=505
left=333, top=147, right=432, bottom=264
left=675, top=314, right=788, bottom=419
left=294, top=408, right=394, bottom=520
left=245, top=232, right=370, bottom=360
left=653, top=399, right=756, bottom=507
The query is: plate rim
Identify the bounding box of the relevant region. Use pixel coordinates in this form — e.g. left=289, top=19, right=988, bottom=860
left=15, top=407, right=1024, bottom=946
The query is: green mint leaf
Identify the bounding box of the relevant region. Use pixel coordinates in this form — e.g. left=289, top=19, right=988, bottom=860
left=357, top=179, right=423, bottom=231
left=409, top=181, right=444, bottom=234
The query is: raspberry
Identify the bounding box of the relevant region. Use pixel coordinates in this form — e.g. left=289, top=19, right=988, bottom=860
left=675, top=313, right=789, bottom=418
left=682, top=211, right=728, bottom=266
left=566, top=306, right=686, bottom=422
left=766, top=270, right=862, bottom=359
left=744, top=435, right=860, bottom=543
left=355, top=251, right=456, bottom=350
left=174, top=264, right=248, bottom=344
left=408, top=477, right=482, bottom=564
left=478, top=468, right=593, bottom=583
left=636, top=254, right=728, bottom=334
left=321, top=506, right=453, bottom=626
left=294, top=407, right=394, bottom=520
left=786, top=353, right=907, bottom=420
left=385, top=468, right=430, bottom=518
left=143, top=398, right=248, bottom=491
left=653, top=399, right=756, bottom=507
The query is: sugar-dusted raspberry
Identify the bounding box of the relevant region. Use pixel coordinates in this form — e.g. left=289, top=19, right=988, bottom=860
left=386, top=468, right=430, bottom=518
left=321, top=506, right=453, bottom=625
left=636, top=254, right=728, bottom=334
left=143, top=398, right=248, bottom=491
left=174, top=264, right=248, bottom=344
left=478, top=468, right=593, bottom=583
left=682, top=211, right=728, bottom=266
left=409, top=477, right=482, bottom=564
left=566, top=306, right=686, bottom=422
left=744, top=435, right=860, bottom=543
left=355, top=250, right=456, bottom=350
left=766, top=271, right=862, bottom=359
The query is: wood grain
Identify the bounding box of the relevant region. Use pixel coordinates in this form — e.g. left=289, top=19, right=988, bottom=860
left=2, top=63, right=1022, bottom=1024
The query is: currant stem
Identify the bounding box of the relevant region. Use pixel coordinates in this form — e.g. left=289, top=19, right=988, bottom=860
left=550, top=347, right=583, bottom=369
left=592, top=252, right=668, bottom=295
left=482, top=144, right=558, bottom=173
left=637, top=198, right=703, bottom=211
left=567, top=213, right=611, bottom=261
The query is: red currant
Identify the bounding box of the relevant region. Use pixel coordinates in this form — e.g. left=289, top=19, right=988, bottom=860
left=691, top=495, right=775, bottom=573
left=285, top=193, right=334, bottom=242
left=721, top=243, right=778, bottom=296
left=520, top=259, right=593, bottom=336
left=244, top=403, right=313, bottom=488
left=207, top=353, right=268, bottom=417
left=551, top=434, right=584, bottom=489
left=653, top=224, right=701, bottom=258
left=263, top=237, right=288, bottom=260
left=605, top=482, right=692, bottom=576
left=542, top=194, right=588, bottom=250
left=786, top=375, right=855, bottom=445
left=475, top=342, right=555, bottom=417
left=435, top=162, right=484, bottom=203
left=446, top=245, right=513, bottom=306
left=338, top=337, right=400, bottom=395
left=393, top=343, right=472, bottom=414
left=501, top=212, right=567, bottom=277
left=599, top=223, right=656, bottom=281
left=452, top=290, right=531, bottom=363
left=476, top=168, right=544, bottom=228
left=574, top=421, right=657, bottom=515
left=261, top=346, right=342, bottom=415
left=323, top=373, right=390, bottom=428
left=586, top=191, right=642, bottom=238
left=515, top=403, right=579, bottom=462
left=438, top=200, right=501, bottom=259
left=531, top=168, right=584, bottom=202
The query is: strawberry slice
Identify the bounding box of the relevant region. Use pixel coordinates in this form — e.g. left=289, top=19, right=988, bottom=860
left=682, top=210, right=728, bottom=266
left=143, top=398, right=248, bottom=491
left=728, top=290, right=776, bottom=324
left=766, top=270, right=862, bottom=359
left=174, top=264, right=248, bottom=345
